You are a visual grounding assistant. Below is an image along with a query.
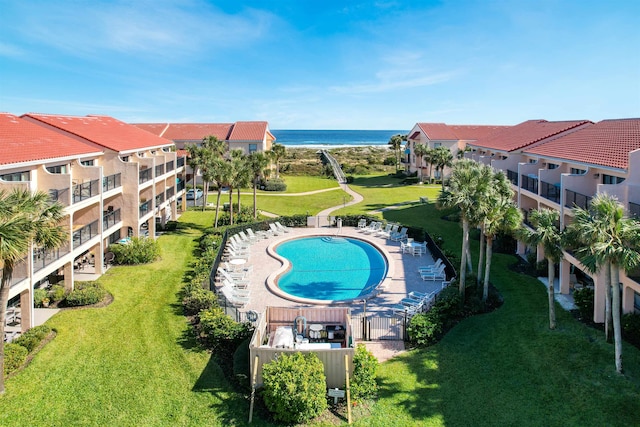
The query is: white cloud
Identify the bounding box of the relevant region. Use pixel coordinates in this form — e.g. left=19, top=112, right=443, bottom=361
left=330, top=70, right=459, bottom=94
left=0, top=41, right=25, bottom=58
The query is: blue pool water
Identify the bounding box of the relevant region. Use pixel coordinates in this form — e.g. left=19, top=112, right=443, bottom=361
left=275, top=236, right=387, bottom=301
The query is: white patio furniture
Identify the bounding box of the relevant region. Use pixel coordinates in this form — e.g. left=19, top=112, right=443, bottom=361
left=221, top=279, right=251, bottom=295
left=275, top=221, right=291, bottom=233
left=268, top=223, right=283, bottom=236
left=419, top=259, right=443, bottom=273
left=220, top=270, right=250, bottom=287
left=390, top=227, right=408, bottom=242
left=421, top=264, right=446, bottom=281
left=357, top=218, right=367, bottom=229
left=220, top=285, right=249, bottom=307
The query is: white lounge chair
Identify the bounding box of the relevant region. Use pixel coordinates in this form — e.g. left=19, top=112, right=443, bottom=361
left=218, top=266, right=248, bottom=281
left=375, top=223, right=392, bottom=238
left=247, top=228, right=268, bottom=240
left=220, top=285, right=249, bottom=307
left=363, top=222, right=381, bottom=235
left=238, top=230, right=256, bottom=244
left=220, top=270, right=250, bottom=287
left=392, top=303, right=418, bottom=317
left=357, top=218, right=367, bottom=229
left=421, top=264, right=446, bottom=281
left=390, top=227, right=408, bottom=242
left=269, top=223, right=283, bottom=236
left=377, top=224, right=398, bottom=239
left=419, top=259, right=443, bottom=273
left=223, top=261, right=253, bottom=275
left=275, top=221, right=291, bottom=233
left=221, top=280, right=251, bottom=295
left=411, top=242, right=427, bottom=256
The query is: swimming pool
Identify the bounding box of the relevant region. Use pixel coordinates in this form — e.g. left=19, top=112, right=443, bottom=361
left=274, top=236, right=388, bottom=302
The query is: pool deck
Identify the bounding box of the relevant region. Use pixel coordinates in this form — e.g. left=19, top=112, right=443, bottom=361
left=217, top=226, right=447, bottom=317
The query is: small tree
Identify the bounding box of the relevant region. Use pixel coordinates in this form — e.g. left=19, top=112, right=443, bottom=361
left=262, top=352, right=327, bottom=424
left=351, top=344, right=378, bottom=400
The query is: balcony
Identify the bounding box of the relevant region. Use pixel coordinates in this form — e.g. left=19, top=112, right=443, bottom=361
left=177, top=156, right=185, bottom=168
left=72, top=220, right=99, bottom=248
left=155, top=164, right=165, bottom=177
left=177, top=180, right=185, bottom=192
left=103, top=173, right=122, bottom=192
left=166, top=186, right=175, bottom=200
left=73, top=179, right=100, bottom=204
left=520, top=174, right=538, bottom=194
left=139, top=200, right=152, bottom=218
left=507, top=169, right=518, bottom=185
left=166, top=160, right=174, bottom=172
left=629, top=201, right=640, bottom=220
left=565, top=189, right=592, bottom=210
left=11, top=255, right=28, bottom=287
left=139, top=168, right=152, bottom=184
left=49, top=188, right=70, bottom=206
left=33, top=243, right=71, bottom=273
left=540, top=181, right=560, bottom=204
left=103, top=207, right=121, bottom=230
left=155, top=193, right=165, bottom=206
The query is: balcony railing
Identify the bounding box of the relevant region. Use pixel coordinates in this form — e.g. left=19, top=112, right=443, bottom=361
left=177, top=180, right=185, bottom=192
left=507, top=169, right=518, bottom=185
left=33, top=243, right=71, bottom=273
left=139, top=168, right=152, bottom=184
left=166, top=161, right=174, bottom=172
left=540, top=181, right=560, bottom=204
left=520, top=174, right=538, bottom=194
left=103, top=208, right=121, bottom=230
left=155, top=193, right=165, bottom=206
left=565, top=189, right=592, bottom=210
left=629, top=201, right=640, bottom=220
left=11, top=255, right=28, bottom=287
left=177, top=157, right=185, bottom=168
left=139, top=200, right=152, bottom=218
left=155, top=164, right=165, bottom=177
left=49, top=187, right=70, bottom=206
left=103, top=173, right=122, bottom=192
left=166, top=186, right=174, bottom=199
left=73, top=220, right=99, bottom=248
left=73, top=179, right=100, bottom=204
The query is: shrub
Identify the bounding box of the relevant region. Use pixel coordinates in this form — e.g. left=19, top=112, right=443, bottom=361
left=197, top=308, right=254, bottom=352
left=48, top=284, right=67, bottom=303
left=383, top=156, right=396, bottom=166
left=33, top=287, right=49, bottom=308
left=351, top=344, right=378, bottom=400
left=345, top=175, right=354, bottom=183
left=182, top=287, right=217, bottom=316
left=573, top=287, right=595, bottom=322
left=13, top=325, right=51, bottom=353
left=623, top=313, right=640, bottom=348
left=164, top=220, right=178, bottom=231
left=262, top=178, right=287, bottom=192
left=407, top=288, right=463, bottom=347
left=262, top=352, right=328, bottom=424
left=65, top=281, right=107, bottom=307
left=4, top=343, right=28, bottom=376
left=109, top=237, right=160, bottom=265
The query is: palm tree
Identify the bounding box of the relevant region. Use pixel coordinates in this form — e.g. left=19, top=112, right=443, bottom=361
left=388, top=134, right=405, bottom=173
left=565, top=194, right=640, bottom=373
left=247, top=152, right=269, bottom=219
left=270, top=143, right=286, bottom=179
left=413, top=144, right=429, bottom=182
left=185, top=143, right=203, bottom=199
left=480, top=171, right=521, bottom=302
left=212, top=158, right=230, bottom=228
left=227, top=149, right=246, bottom=224
left=438, top=160, right=492, bottom=299
left=522, top=208, right=563, bottom=329
left=0, top=189, right=67, bottom=394
left=457, top=146, right=472, bottom=160
left=432, top=146, right=454, bottom=191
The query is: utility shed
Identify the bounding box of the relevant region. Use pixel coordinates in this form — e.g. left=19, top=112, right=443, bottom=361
left=248, top=306, right=355, bottom=388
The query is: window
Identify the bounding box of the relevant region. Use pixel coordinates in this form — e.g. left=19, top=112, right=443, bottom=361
left=0, top=170, right=29, bottom=181
left=570, top=168, right=586, bottom=175
left=249, top=144, right=257, bottom=154
left=434, top=142, right=442, bottom=148
left=121, top=156, right=130, bottom=162
left=548, top=163, right=559, bottom=169
left=81, top=160, right=95, bottom=166
left=46, top=165, right=67, bottom=174
left=602, top=174, right=625, bottom=185
left=529, top=159, right=537, bottom=164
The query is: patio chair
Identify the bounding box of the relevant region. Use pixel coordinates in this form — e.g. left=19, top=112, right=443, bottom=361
left=221, top=279, right=251, bottom=295
left=357, top=218, right=367, bottom=229
left=419, top=259, right=443, bottom=273
left=223, top=261, right=253, bottom=275
left=375, top=223, right=392, bottom=238
left=269, top=223, right=283, bottom=236
left=421, top=264, right=446, bottom=281
left=275, top=221, right=291, bottom=233
left=220, top=270, right=250, bottom=287
left=104, top=252, right=115, bottom=265
left=220, top=285, right=249, bottom=307
left=390, top=227, right=408, bottom=242
left=238, top=230, right=256, bottom=244
left=363, top=222, right=381, bottom=235
left=392, top=303, right=418, bottom=317
left=247, top=228, right=268, bottom=240
left=377, top=224, right=398, bottom=239
left=411, top=242, right=427, bottom=256
left=218, top=266, right=248, bottom=281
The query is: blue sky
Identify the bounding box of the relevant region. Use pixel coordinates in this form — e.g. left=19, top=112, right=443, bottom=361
left=1, top=0, right=639, bottom=129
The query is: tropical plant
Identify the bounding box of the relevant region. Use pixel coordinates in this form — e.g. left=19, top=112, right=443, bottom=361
left=413, top=144, right=429, bottom=182
left=522, top=208, right=563, bottom=329
left=565, top=193, right=640, bottom=373
left=387, top=134, right=405, bottom=173
left=200, top=135, right=227, bottom=212
left=247, top=152, right=269, bottom=219
left=185, top=143, right=204, bottom=203
left=432, top=146, right=454, bottom=190
left=457, top=146, right=472, bottom=160
left=437, top=160, right=492, bottom=299
left=481, top=171, right=522, bottom=303
left=227, top=149, right=245, bottom=226
left=351, top=344, right=379, bottom=400
left=269, top=143, right=286, bottom=179
left=0, top=189, right=66, bottom=394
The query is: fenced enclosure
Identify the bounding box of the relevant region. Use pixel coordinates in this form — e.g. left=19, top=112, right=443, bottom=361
left=351, top=314, right=408, bottom=341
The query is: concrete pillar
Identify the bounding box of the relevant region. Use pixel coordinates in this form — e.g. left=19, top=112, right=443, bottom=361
left=559, top=259, right=571, bottom=294
left=19, top=289, right=31, bottom=331
left=63, top=262, right=74, bottom=292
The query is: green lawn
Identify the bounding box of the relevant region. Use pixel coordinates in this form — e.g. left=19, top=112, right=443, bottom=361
left=3, top=177, right=640, bottom=426
left=275, top=175, right=340, bottom=193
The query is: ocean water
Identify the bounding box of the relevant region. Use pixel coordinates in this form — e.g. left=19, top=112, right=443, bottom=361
left=271, top=129, right=407, bottom=147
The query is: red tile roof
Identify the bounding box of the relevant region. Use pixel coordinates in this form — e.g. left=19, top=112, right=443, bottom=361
left=471, top=120, right=592, bottom=152
left=415, top=123, right=509, bottom=141
left=228, top=121, right=270, bottom=141
left=524, top=118, right=640, bottom=170
left=133, top=123, right=170, bottom=137
left=159, top=123, right=233, bottom=141
left=0, top=113, right=102, bottom=166
left=23, top=114, right=174, bottom=153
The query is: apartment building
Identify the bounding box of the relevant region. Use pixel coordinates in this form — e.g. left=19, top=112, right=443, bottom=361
left=1, top=113, right=187, bottom=330
left=404, top=122, right=509, bottom=177
left=466, top=118, right=640, bottom=322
